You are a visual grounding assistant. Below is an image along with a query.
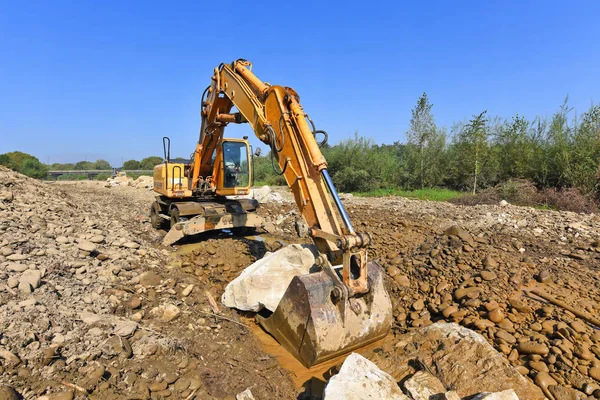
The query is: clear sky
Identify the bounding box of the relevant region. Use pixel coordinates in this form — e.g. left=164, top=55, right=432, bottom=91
left=1, top=1, right=598, bottom=166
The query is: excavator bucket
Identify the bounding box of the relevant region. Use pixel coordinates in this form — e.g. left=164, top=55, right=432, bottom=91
left=256, top=261, right=392, bottom=368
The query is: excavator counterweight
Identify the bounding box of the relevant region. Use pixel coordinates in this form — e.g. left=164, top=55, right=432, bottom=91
left=150, top=59, right=392, bottom=367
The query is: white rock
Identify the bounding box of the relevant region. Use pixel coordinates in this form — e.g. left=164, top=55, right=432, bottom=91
left=499, top=200, right=509, bottom=206
left=19, top=269, right=42, bottom=289
left=252, top=185, right=272, bottom=203
left=471, top=390, right=520, bottom=400
left=222, top=244, right=317, bottom=312
left=236, top=388, right=256, bottom=400
left=162, top=304, right=181, bottom=322
left=403, top=371, right=446, bottom=400
left=113, top=320, right=138, bottom=337
left=6, top=263, right=28, bottom=272
left=89, top=235, right=105, bottom=244
left=79, top=311, right=105, bottom=325
left=182, top=284, right=194, bottom=297
left=323, top=353, right=409, bottom=400
left=77, top=240, right=97, bottom=253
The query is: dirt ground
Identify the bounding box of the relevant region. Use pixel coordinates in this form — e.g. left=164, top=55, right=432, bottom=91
left=1, top=173, right=599, bottom=399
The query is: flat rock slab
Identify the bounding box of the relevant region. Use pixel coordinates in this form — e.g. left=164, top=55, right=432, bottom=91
left=222, top=244, right=317, bottom=312
left=323, top=353, right=409, bottom=400
left=364, top=322, right=544, bottom=400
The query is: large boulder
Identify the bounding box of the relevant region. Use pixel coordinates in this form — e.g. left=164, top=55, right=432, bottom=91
left=323, top=353, right=409, bottom=400
left=222, top=244, right=317, bottom=312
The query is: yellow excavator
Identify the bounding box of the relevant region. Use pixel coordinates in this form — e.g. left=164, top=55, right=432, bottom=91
left=150, top=59, right=392, bottom=368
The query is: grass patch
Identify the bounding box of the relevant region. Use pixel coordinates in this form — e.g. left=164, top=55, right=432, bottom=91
left=354, top=188, right=465, bottom=202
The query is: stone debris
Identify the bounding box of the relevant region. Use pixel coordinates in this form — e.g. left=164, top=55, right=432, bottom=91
left=471, top=390, right=520, bottom=400
left=323, top=353, right=409, bottom=400
left=236, top=388, right=257, bottom=400
left=221, top=244, right=317, bottom=312
left=403, top=370, right=446, bottom=400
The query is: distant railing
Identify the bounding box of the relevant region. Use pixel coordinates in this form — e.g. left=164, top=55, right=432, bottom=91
left=47, top=170, right=154, bottom=179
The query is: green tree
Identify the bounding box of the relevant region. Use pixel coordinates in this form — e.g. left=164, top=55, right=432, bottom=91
left=93, top=159, right=111, bottom=170
left=406, top=93, right=446, bottom=188
left=0, top=151, right=39, bottom=170
left=74, top=161, right=94, bottom=170
left=546, top=98, right=574, bottom=188
left=571, top=104, right=600, bottom=192
left=122, top=159, right=141, bottom=170
left=0, top=154, right=10, bottom=167
left=20, top=158, right=49, bottom=179
left=139, top=156, right=163, bottom=170
left=449, top=111, right=489, bottom=193
left=494, top=115, right=530, bottom=181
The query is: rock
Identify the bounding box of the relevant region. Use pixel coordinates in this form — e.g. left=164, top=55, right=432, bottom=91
left=323, top=353, right=409, bottom=400
left=445, top=225, right=474, bottom=246
left=378, top=322, right=545, bottom=400
left=412, top=299, right=425, bottom=311
left=0, top=348, right=21, bottom=367
left=454, top=287, right=481, bottom=301
left=19, top=269, right=42, bottom=289
left=442, top=306, right=459, bottom=318
left=77, top=240, right=97, bottom=253
left=480, top=271, right=497, bottom=281
left=236, top=388, right=256, bottom=400
left=471, top=390, right=519, bottom=400
left=395, top=274, right=411, bottom=287
left=222, top=244, right=317, bottom=312
left=39, top=391, right=74, bottom=400
left=252, top=186, right=272, bottom=203
left=139, top=272, right=162, bottom=286
left=403, top=370, right=446, bottom=400
left=484, top=256, right=498, bottom=269
left=89, top=235, right=105, bottom=243
left=122, top=241, right=140, bottom=249
left=181, top=284, right=194, bottom=297
left=536, top=269, right=551, bottom=283
left=123, top=296, right=142, bottom=310
left=499, top=200, right=509, bottom=206
left=0, top=385, right=20, bottom=400
left=387, top=265, right=401, bottom=277
left=18, top=281, right=32, bottom=294
left=590, top=367, right=600, bottom=381
left=548, top=385, right=587, bottom=400
left=495, top=330, right=517, bottom=344
left=162, top=304, right=181, bottom=322
left=6, top=263, right=28, bottom=272
left=517, top=342, right=549, bottom=356
left=113, top=320, right=138, bottom=337
left=42, top=346, right=59, bottom=366
left=488, top=308, right=504, bottom=323
left=7, top=276, right=18, bottom=288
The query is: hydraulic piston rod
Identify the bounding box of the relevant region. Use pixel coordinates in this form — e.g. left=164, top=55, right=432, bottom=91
left=321, top=169, right=355, bottom=234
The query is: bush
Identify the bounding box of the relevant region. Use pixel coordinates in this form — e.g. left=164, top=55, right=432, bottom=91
left=332, top=167, right=376, bottom=192
left=539, top=188, right=598, bottom=213
left=20, top=158, right=49, bottom=179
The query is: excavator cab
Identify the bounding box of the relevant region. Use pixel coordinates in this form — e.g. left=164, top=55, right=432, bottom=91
left=215, top=138, right=252, bottom=194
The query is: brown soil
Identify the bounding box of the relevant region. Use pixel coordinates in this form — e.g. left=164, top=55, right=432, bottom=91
left=1, top=175, right=599, bottom=399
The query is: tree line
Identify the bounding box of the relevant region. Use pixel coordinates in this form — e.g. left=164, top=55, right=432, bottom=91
left=255, top=94, right=600, bottom=201
left=0, top=152, right=167, bottom=179
left=3, top=95, right=599, bottom=199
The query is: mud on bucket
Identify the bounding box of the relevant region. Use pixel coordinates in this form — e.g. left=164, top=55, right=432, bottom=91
left=256, top=261, right=392, bottom=368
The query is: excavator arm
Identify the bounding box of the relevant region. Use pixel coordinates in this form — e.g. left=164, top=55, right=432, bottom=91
left=189, top=60, right=391, bottom=367
left=194, top=59, right=370, bottom=296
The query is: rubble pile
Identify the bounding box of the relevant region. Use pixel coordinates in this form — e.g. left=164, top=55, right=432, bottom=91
left=0, top=167, right=296, bottom=399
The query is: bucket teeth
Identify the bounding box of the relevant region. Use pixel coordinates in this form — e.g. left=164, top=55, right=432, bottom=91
left=256, top=261, right=392, bottom=368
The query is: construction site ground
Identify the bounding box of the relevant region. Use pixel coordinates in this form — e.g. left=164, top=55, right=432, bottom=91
left=1, top=170, right=599, bottom=399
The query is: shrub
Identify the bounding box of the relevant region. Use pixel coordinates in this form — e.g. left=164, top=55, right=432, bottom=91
left=19, top=158, right=49, bottom=179
left=332, top=167, right=376, bottom=193
left=539, top=188, right=598, bottom=213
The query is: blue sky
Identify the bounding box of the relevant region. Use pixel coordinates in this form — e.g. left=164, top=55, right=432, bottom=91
left=1, top=1, right=598, bottom=166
